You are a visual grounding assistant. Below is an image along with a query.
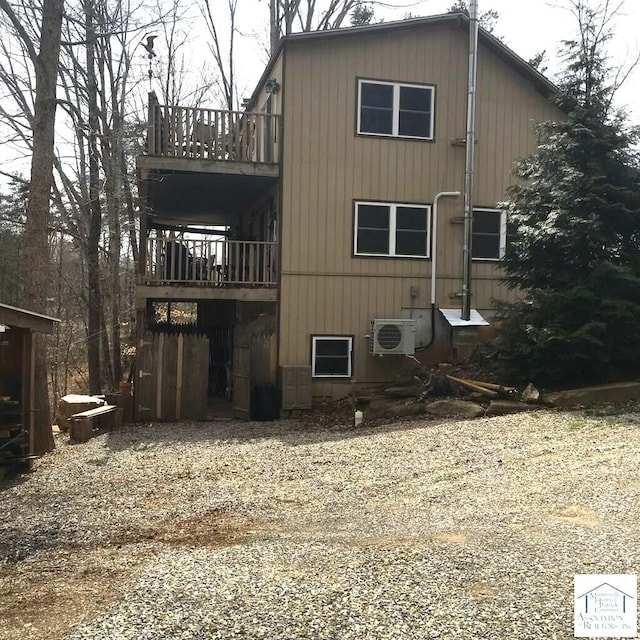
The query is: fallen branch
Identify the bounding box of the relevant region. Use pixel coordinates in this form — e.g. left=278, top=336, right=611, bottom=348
left=446, top=375, right=499, bottom=398
left=455, top=378, right=517, bottom=394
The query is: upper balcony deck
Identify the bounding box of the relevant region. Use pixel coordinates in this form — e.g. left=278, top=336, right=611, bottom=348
left=138, top=96, right=281, bottom=179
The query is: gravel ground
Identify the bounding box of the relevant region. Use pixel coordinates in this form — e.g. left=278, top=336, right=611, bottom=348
left=1, top=408, right=640, bottom=639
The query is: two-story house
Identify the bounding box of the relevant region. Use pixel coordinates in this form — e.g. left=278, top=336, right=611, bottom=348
left=135, top=12, right=563, bottom=420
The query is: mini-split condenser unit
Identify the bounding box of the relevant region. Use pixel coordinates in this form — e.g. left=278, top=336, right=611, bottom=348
left=369, top=319, right=416, bottom=355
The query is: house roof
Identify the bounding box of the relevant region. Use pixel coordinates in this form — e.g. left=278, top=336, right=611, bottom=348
left=0, top=303, right=60, bottom=334
left=248, top=11, right=558, bottom=109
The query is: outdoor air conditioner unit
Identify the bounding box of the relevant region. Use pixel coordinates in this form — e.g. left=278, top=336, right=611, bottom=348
left=369, top=319, right=416, bottom=355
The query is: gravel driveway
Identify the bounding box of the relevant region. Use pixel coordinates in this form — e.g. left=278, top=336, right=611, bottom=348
left=1, top=409, right=640, bottom=639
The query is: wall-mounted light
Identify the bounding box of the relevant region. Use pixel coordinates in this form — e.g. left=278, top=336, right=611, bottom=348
left=0, top=323, right=8, bottom=347
left=266, top=78, right=280, bottom=94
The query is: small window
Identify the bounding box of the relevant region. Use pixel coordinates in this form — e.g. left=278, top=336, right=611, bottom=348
left=357, top=79, right=434, bottom=140
left=312, top=336, right=353, bottom=378
left=472, top=208, right=507, bottom=260
left=355, top=201, right=430, bottom=258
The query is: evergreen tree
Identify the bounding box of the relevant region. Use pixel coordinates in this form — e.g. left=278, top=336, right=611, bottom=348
left=493, top=1, right=640, bottom=387
left=447, top=1, right=499, bottom=33
left=350, top=2, right=374, bottom=26
left=528, top=50, right=548, bottom=74
left=0, top=181, right=28, bottom=307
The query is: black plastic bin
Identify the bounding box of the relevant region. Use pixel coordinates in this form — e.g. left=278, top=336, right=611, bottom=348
left=251, top=384, right=280, bottom=421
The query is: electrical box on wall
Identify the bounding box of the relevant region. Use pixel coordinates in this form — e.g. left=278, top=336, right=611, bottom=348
left=401, top=308, right=433, bottom=349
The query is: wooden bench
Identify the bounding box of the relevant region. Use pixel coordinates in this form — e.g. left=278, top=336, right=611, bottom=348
left=69, top=405, right=122, bottom=443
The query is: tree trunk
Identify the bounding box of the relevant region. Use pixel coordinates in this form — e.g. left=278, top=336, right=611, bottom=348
left=100, top=302, right=114, bottom=390
left=123, top=157, right=138, bottom=263
left=50, top=231, right=64, bottom=412
left=109, top=101, right=123, bottom=388
left=270, top=0, right=279, bottom=55
left=85, top=0, right=103, bottom=395
left=1, top=0, right=65, bottom=454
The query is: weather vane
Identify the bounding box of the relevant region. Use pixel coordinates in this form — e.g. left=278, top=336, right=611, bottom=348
left=141, top=34, right=157, bottom=90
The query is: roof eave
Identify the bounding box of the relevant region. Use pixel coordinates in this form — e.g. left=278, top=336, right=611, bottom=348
left=478, top=22, right=558, bottom=97
left=0, top=303, right=60, bottom=334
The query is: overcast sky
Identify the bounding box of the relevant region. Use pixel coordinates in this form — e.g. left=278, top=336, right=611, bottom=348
left=231, top=0, right=640, bottom=122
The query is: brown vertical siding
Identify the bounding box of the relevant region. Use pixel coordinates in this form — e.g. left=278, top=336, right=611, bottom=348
left=278, top=22, right=563, bottom=397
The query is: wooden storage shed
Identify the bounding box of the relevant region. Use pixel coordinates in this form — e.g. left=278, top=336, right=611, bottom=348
left=0, top=303, right=59, bottom=464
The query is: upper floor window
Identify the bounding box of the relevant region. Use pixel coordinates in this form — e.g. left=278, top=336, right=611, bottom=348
left=354, top=201, right=431, bottom=258
left=357, top=79, right=435, bottom=140
left=472, top=208, right=507, bottom=260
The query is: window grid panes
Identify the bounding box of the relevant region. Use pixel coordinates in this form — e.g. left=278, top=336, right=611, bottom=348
left=359, top=83, right=394, bottom=135
left=356, top=204, right=390, bottom=255
left=357, top=80, right=434, bottom=140
left=472, top=208, right=507, bottom=260
left=312, top=337, right=353, bottom=378
left=355, top=202, right=431, bottom=258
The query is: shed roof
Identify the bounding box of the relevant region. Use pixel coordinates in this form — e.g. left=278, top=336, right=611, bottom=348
left=0, top=303, right=60, bottom=334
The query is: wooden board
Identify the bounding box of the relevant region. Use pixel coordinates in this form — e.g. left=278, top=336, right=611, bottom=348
left=136, top=331, right=209, bottom=422
left=71, top=405, right=118, bottom=419
left=135, top=333, right=156, bottom=421
left=233, top=330, right=251, bottom=420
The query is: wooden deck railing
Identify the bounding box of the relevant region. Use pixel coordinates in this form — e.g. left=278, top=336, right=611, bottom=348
left=147, top=102, right=280, bottom=164
left=145, top=235, right=278, bottom=286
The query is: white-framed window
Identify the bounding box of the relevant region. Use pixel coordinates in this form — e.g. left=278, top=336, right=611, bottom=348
left=357, top=79, right=435, bottom=140
left=354, top=201, right=431, bottom=258
left=472, top=208, right=507, bottom=260
left=311, top=336, right=353, bottom=378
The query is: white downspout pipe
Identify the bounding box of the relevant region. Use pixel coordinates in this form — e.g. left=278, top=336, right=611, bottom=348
left=432, top=191, right=461, bottom=306
left=462, top=0, right=479, bottom=321
left=415, top=190, right=460, bottom=353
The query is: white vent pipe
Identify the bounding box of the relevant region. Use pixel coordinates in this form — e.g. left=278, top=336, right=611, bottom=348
left=432, top=191, right=461, bottom=305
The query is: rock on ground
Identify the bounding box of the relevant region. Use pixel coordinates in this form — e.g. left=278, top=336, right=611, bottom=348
left=486, top=400, right=534, bottom=416
left=425, top=399, right=485, bottom=418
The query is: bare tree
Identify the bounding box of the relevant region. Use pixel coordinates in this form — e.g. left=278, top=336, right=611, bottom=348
left=54, top=0, right=159, bottom=392
left=0, top=0, right=215, bottom=403
left=0, top=0, right=64, bottom=453
left=268, top=1, right=411, bottom=53
left=98, top=0, right=128, bottom=389
left=79, top=0, right=104, bottom=394
left=201, top=0, right=237, bottom=110
left=270, top=0, right=359, bottom=47
left=559, top=0, right=639, bottom=114
left=153, top=0, right=216, bottom=107
left=0, top=0, right=149, bottom=396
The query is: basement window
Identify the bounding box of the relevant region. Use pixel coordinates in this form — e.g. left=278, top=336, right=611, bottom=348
left=357, top=79, right=435, bottom=140
left=311, top=336, right=353, bottom=378
left=354, top=201, right=431, bottom=258
left=472, top=208, right=507, bottom=260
